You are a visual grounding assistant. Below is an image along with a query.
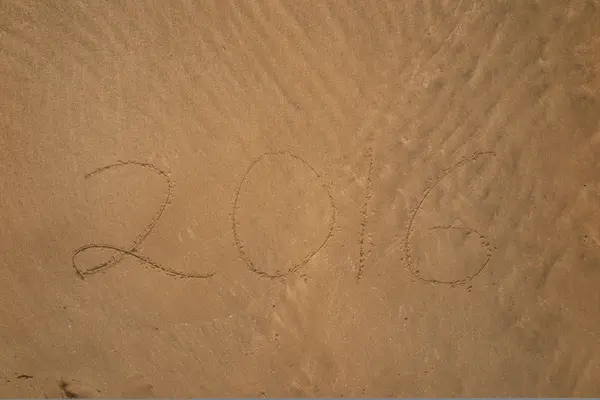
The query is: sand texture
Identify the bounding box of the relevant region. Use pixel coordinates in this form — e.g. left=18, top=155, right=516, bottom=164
left=1, top=0, right=600, bottom=397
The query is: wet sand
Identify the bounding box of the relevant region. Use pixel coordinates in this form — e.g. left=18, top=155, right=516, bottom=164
left=1, top=0, right=599, bottom=396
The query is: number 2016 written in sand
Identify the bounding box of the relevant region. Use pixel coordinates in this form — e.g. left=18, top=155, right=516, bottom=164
left=72, top=149, right=496, bottom=286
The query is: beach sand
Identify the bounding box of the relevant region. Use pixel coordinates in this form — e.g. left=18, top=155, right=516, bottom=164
left=1, top=0, right=599, bottom=396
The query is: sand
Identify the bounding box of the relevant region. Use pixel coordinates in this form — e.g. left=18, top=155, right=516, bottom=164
left=1, top=0, right=599, bottom=397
